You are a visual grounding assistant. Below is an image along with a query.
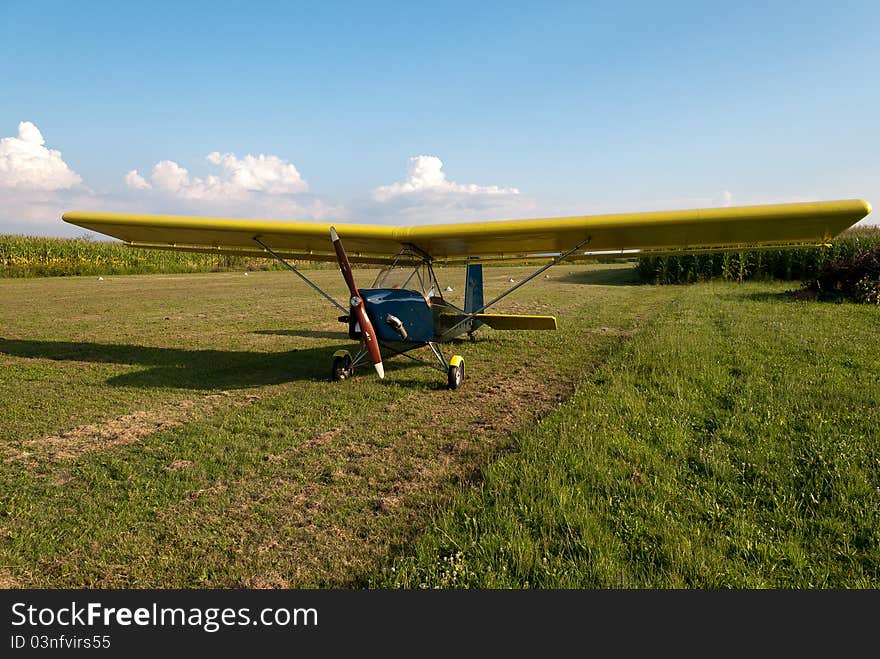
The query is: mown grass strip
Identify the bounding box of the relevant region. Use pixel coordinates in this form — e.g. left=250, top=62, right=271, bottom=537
left=370, top=281, right=880, bottom=588
left=1, top=265, right=676, bottom=587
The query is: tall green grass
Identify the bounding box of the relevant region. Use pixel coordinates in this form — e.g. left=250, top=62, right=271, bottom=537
left=636, top=226, right=880, bottom=284
left=371, top=281, right=880, bottom=588
left=0, top=235, right=279, bottom=277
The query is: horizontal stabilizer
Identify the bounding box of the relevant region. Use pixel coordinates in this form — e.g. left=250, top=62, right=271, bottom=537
left=475, top=313, right=557, bottom=330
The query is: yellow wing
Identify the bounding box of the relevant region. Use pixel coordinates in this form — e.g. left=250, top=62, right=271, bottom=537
left=62, top=198, right=871, bottom=263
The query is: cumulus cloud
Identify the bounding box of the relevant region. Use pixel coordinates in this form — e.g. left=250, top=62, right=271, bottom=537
left=118, top=150, right=341, bottom=225
left=0, top=121, right=81, bottom=190
left=372, top=155, right=519, bottom=203
left=126, top=151, right=308, bottom=201
left=148, top=160, right=191, bottom=193
left=361, top=155, right=532, bottom=223
left=206, top=151, right=308, bottom=194
left=124, top=169, right=150, bottom=190
left=0, top=121, right=91, bottom=236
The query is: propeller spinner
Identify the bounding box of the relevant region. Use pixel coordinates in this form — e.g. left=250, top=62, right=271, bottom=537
left=330, top=227, right=384, bottom=378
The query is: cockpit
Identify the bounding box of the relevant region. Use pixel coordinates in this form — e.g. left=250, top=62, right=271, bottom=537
left=370, top=252, right=443, bottom=303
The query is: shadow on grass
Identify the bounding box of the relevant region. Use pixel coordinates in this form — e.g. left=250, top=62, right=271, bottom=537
left=0, top=338, right=423, bottom=390
left=555, top=265, right=641, bottom=286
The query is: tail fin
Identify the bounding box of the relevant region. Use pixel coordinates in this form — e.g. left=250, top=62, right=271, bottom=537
left=464, top=262, right=483, bottom=314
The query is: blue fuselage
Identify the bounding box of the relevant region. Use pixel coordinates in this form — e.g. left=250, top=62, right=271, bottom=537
left=358, top=288, right=436, bottom=343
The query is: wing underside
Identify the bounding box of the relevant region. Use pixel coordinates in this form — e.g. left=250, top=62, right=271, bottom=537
left=62, top=198, right=871, bottom=263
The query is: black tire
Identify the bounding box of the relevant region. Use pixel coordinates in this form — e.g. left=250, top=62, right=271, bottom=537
left=447, top=359, right=464, bottom=390
left=332, top=355, right=352, bottom=381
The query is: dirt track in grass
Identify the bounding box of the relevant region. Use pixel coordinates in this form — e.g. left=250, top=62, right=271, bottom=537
left=156, top=355, right=584, bottom=588
left=0, top=265, right=669, bottom=587
left=3, top=391, right=264, bottom=466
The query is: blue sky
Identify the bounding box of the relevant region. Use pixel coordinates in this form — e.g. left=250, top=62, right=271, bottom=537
left=1, top=0, right=877, bottom=236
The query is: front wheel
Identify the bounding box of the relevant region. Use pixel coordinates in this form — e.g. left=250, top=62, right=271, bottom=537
left=447, top=356, right=464, bottom=390
left=331, top=353, right=353, bottom=381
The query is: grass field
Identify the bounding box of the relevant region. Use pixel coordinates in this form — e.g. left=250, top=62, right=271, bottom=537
left=1, top=264, right=877, bottom=588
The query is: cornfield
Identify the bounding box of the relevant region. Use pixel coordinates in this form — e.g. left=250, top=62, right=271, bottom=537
left=636, top=226, right=880, bottom=285
left=0, top=235, right=281, bottom=277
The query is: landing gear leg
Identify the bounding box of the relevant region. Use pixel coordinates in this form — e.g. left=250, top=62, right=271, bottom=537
left=426, top=342, right=465, bottom=390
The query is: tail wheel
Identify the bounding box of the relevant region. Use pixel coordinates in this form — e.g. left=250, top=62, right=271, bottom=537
left=332, top=353, right=353, bottom=381
left=447, top=356, right=464, bottom=390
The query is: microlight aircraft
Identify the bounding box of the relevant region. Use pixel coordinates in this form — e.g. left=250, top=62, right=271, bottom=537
left=63, top=198, right=871, bottom=389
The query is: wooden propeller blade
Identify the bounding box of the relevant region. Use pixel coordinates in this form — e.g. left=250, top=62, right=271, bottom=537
left=330, top=227, right=384, bottom=378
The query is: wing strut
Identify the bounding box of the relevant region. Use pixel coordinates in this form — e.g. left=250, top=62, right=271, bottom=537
left=253, top=238, right=348, bottom=314
left=439, top=236, right=592, bottom=340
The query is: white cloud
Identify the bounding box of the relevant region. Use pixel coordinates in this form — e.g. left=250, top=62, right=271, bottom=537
left=0, top=140, right=334, bottom=235
left=372, top=155, right=520, bottom=203
left=206, top=151, right=308, bottom=194
left=714, top=190, right=733, bottom=207
left=116, top=151, right=340, bottom=227
left=364, top=155, right=531, bottom=223
left=149, top=160, right=192, bottom=194
left=0, top=121, right=81, bottom=191
left=126, top=151, right=309, bottom=201
left=124, top=169, right=150, bottom=190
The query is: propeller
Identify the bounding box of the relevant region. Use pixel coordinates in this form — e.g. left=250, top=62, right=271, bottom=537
left=330, top=227, right=384, bottom=378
